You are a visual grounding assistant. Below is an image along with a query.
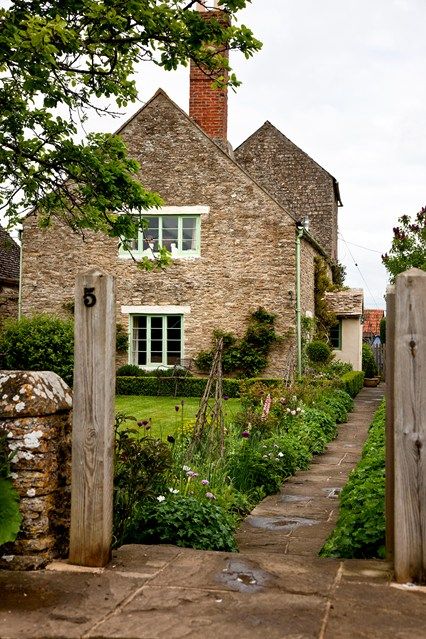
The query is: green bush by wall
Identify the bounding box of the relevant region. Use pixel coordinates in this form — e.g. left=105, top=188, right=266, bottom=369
left=116, top=376, right=286, bottom=398
left=340, top=371, right=365, bottom=397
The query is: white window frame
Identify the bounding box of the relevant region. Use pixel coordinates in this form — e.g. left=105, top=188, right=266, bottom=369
left=122, top=305, right=190, bottom=369
left=118, top=206, right=209, bottom=260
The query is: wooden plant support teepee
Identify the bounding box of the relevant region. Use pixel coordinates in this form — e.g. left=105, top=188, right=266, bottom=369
left=192, top=337, right=225, bottom=456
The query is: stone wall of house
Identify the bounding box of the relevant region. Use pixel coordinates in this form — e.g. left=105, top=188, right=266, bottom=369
left=300, top=238, right=316, bottom=318
left=235, top=122, right=339, bottom=261
left=0, top=371, right=72, bottom=570
left=22, top=91, right=302, bottom=377
left=0, top=282, right=18, bottom=328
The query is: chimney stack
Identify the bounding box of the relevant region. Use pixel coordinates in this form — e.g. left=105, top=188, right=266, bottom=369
left=189, top=3, right=230, bottom=150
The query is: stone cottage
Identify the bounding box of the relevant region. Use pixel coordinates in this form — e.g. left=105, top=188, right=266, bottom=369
left=0, top=225, right=20, bottom=328
left=20, top=15, right=360, bottom=376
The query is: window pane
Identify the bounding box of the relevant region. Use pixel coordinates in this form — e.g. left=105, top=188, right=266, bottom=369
left=167, top=316, right=181, bottom=365
left=133, top=316, right=147, bottom=365
left=162, top=216, right=179, bottom=251
left=149, top=317, right=163, bottom=364
left=182, top=218, right=197, bottom=251
left=329, top=323, right=341, bottom=349
left=143, top=217, right=160, bottom=251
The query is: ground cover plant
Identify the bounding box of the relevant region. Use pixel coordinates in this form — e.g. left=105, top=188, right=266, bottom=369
left=113, top=366, right=359, bottom=551
left=320, top=400, right=385, bottom=559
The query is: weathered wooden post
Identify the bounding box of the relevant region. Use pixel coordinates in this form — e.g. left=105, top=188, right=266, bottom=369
left=385, top=285, right=395, bottom=560
left=394, top=268, right=426, bottom=583
left=69, top=270, right=116, bottom=567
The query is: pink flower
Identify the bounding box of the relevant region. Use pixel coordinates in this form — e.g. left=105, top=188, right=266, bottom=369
left=241, top=431, right=250, bottom=438
left=201, top=479, right=209, bottom=486
left=206, top=492, right=216, bottom=500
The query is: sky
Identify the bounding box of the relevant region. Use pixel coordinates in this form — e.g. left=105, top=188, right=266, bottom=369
left=6, top=0, right=426, bottom=308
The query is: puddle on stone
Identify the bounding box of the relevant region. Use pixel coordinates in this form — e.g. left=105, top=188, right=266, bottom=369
left=246, top=515, right=319, bottom=532
left=322, top=487, right=342, bottom=499
left=217, top=559, right=269, bottom=593
left=280, top=495, right=311, bottom=503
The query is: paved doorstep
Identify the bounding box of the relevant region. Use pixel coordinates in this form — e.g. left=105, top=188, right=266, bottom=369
left=2, top=385, right=426, bottom=638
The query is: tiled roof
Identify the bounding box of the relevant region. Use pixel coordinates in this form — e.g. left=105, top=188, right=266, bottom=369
left=0, top=226, right=20, bottom=282
left=363, top=309, right=384, bottom=336
left=325, top=289, right=363, bottom=317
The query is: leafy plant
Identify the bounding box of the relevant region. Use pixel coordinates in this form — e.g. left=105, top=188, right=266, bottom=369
left=194, top=307, right=280, bottom=378
left=362, top=343, right=378, bottom=378
left=125, top=495, right=238, bottom=552
left=116, top=364, right=146, bottom=377
left=382, top=207, right=426, bottom=281
left=340, top=371, right=365, bottom=397
left=306, top=340, right=332, bottom=364
left=0, top=314, right=74, bottom=385
left=321, top=401, right=385, bottom=558
left=314, top=257, right=337, bottom=339
left=116, top=323, right=129, bottom=353
left=0, top=427, right=22, bottom=547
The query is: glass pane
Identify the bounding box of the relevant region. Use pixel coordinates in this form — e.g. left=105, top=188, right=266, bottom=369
left=149, top=317, right=163, bottom=364
left=143, top=217, right=160, bottom=251
left=182, top=218, right=197, bottom=251
left=167, top=316, right=181, bottom=365
left=133, top=316, right=147, bottom=365
left=162, top=216, right=179, bottom=251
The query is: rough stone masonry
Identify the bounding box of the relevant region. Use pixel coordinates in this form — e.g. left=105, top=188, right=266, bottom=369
left=0, top=371, right=72, bottom=570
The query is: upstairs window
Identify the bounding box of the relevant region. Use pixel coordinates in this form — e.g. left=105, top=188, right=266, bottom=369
left=119, top=206, right=208, bottom=260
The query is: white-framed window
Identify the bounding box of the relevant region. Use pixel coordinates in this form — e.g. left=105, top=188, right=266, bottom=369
left=119, top=206, right=209, bottom=260
left=122, top=305, right=190, bottom=369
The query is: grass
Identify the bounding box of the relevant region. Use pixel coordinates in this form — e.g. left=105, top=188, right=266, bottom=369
left=115, top=395, right=241, bottom=439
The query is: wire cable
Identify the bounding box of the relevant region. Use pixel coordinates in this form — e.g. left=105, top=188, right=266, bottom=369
left=339, top=232, right=380, bottom=307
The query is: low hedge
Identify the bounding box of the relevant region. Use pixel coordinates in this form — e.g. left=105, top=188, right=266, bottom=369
left=320, top=400, right=385, bottom=558
left=340, top=371, right=364, bottom=397
left=116, top=376, right=285, bottom=398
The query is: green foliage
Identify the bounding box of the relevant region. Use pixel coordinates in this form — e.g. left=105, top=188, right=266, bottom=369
left=287, top=408, right=336, bottom=454
left=194, top=307, right=280, bottom=378
left=306, top=340, right=332, bottom=364
left=116, top=376, right=242, bottom=397
left=316, top=389, right=353, bottom=424
left=0, top=479, right=22, bottom=546
left=113, top=414, right=173, bottom=546
left=0, top=428, right=22, bottom=547
left=125, top=495, right=238, bottom=552
left=314, top=257, right=337, bottom=339
left=227, top=443, right=284, bottom=496
left=0, top=0, right=261, bottom=238
left=362, top=343, right=378, bottom=378
left=0, top=314, right=74, bottom=385
left=331, top=261, right=347, bottom=288
left=116, top=323, right=128, bottom=353
left=380, top=317, right=386, bottom=344
left=116, top=364, right=146, bottom=377
left=382, top=207, right=426, bottom=282
left=340, top=371, right=365, bottom=397
left=321, top=401, right=386, bottom=558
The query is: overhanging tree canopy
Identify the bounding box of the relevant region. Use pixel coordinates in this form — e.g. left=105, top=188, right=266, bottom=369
left=0, top=0, right=261, bottom=252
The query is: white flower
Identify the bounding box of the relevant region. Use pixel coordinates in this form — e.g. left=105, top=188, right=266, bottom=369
left=168, top=488, right=179, bottom=494
left=291, top=410, right=297, bottom=416
left=296, top=407, right=301, bottom=413
left=277, top=452, right=284, bottom=458
left=182, top=465, right=191, bottom=472
left=156, top=495, right=166, bottom=502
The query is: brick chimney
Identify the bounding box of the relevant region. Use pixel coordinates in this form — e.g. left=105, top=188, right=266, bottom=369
left=189, top=3, right=230, bottom=150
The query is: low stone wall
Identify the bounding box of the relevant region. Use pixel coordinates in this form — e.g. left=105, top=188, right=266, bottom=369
left=0, top=371, right=72, bottom=570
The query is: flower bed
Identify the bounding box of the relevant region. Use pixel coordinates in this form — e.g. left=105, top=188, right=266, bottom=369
left=113, top=375, right=356, bottom=551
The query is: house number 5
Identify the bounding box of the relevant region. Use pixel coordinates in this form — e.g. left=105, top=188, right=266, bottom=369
left=83, top=287, right=96, bottom=308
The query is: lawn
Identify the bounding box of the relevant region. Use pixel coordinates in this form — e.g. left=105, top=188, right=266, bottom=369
left=115, top=395, right=241, bottom=439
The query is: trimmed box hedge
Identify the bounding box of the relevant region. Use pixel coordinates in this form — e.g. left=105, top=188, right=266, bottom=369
left=115, top=376, right=285, bottom=398
left=340, top=371, right=365, bottom=397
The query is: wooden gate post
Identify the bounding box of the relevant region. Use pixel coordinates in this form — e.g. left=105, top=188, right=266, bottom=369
left=69, top=270, right=116, bottom=567
left=385, top=285, right=395, bottom=560
left=394, top=268, right=426, bottom=583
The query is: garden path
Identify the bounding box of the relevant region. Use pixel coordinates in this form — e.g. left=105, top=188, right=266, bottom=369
left=3, top=384, right=426, bottom=639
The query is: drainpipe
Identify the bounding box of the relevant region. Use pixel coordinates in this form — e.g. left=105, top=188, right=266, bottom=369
left=295, top=222, right=304, bottom=378
left=295, top=216, right=310, bottom=378
left=18, top=227, right=23, bottom=320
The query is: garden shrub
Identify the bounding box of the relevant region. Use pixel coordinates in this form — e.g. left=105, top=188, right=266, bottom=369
left=288, top=408, right=336, bottom=454
left=125, top=495, right=238, bottom=552
left=306, top=340, right=332, bottom=364
left=317, top=389, right=353, bottom=424
left=227, top=443, right=283, bottom=496
left=362, top=343, right=378, bottom=378
left=116, top=323, right=129, bottom=353
left=116, top=376, right=242, bottom=397
left=340, top=371, right=364, bottom=397
left=194, top=307, right=280, bottom=378
left=321, top=401, right=385, bottom=558
left=0, top=427, right=22, bottom=547
left=116, top=364, right=146, bottom=377
left=0, top=314, right=74, bottom=385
